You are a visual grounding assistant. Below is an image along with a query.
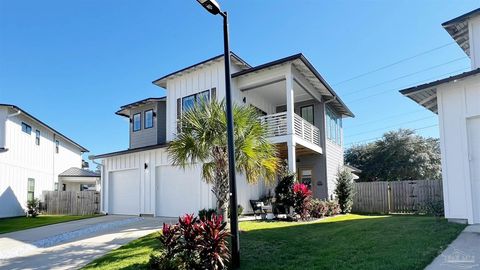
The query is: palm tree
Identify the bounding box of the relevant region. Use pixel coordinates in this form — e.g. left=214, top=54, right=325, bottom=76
left=168, top=99, right=279, bottom=218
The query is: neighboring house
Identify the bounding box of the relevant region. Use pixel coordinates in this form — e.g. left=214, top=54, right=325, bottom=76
left=0, top=104, right=89, bottom=218
left=400, top=9, right=480, bottom=224
left=58, top=167, right=100, bottom=192
left=344, top=164, right=361, bottom=181
left=91, top=52, right=354, bottom=217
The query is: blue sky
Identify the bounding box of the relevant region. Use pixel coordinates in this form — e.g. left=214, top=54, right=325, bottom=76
left=0, top=0, right=476, bottom=161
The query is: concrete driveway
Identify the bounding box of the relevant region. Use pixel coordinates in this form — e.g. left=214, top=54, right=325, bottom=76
left=0, top=215, right=176, bottom=270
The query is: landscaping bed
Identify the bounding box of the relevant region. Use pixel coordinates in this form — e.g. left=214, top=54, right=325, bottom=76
left=0, top=215, right=99, bottom=234
left=83, top=214, right=465, bottom=270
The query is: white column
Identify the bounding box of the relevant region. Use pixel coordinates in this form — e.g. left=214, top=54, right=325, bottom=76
left=287, top=137, right=296, bottom=174
left=285, top=66, right=294, bottom=136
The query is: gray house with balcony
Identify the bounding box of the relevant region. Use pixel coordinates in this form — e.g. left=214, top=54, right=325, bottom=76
left=91, top=52, right=353, bottom=217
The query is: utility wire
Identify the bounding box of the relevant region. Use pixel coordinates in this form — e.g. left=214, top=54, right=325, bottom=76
left=346, top=116, right=436, bottom=138
left=348, top=109, right=426, bottom=128
left=343, top=57, right=467, bottom=97
left=346, top=67, right=469, bottom=103
left=332, top=41, right=456, bottom=86
left=344, top=124, right=439, bottom=146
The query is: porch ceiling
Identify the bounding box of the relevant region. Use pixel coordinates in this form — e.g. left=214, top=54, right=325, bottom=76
left=247, top=79, right=315, bottom=106
left=276, top=142, right=320, bottom=159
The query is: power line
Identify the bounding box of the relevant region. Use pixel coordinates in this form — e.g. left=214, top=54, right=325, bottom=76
left=343, top=57, right=467, bottom=97
left=346, top=67, right=469, bottom=103
left=348, top=109, right=426, bottom=128
left=344, top=124, right=439, bottom=146
left=346, top=116, right=436, bottom=138
left=332, top=41, right=456, bottom=86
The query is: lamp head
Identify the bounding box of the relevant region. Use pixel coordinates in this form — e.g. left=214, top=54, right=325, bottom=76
left=196, top=0, right=221, bottom=15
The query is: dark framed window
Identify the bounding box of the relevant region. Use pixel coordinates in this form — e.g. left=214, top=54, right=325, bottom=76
left=35, top=130, right=41, bottom=145
left=21, top=122, right=32, bottom=135
left=55, top=140, right=60, bottom=153
left=300, top=105, right=314, bottom=124
left=133, top=113, right=141, bottom=132
left=144, top=109, right=154, bottom=129
left=326, top=107, right=342, bottom=145
left=181, top=90, right=210, bottom=113
left=27, top=178, right=35, bottom=201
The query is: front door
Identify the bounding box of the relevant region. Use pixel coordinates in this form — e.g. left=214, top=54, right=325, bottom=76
left=298, top=169, right=313, bottom=189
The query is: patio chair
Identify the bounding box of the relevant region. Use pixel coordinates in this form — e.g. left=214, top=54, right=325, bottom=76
left=250, top=200, right=273, bottom=219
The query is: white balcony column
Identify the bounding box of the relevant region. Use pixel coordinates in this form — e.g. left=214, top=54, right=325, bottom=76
left=285, top=66, right=294, bottom=136
left=287, top=137, right=296, bottom=173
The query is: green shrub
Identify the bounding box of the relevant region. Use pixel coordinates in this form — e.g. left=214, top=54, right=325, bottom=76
left=274, top=173, right=295, bottom=214
left=425, top=199, right=444, bottom=219
left=228, top=205, right=244, bottom=218
left=309, top=199, right=328, bottom=218
left=334, top=169, right=355, bottom=214
left=326, top=201, right=341, bottom=216
left=149, top=250, right=183, bottom=270
left=26, top=198, right=40, bottom=217
left=198, top=208, right=217, bottom=220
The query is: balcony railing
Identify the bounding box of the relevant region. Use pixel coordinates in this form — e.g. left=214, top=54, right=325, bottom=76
left=259, top=112, right=321, bottom=146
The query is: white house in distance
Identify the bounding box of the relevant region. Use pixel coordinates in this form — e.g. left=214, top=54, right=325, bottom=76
left=91, top=52, right=354, bottom=217
left=400, top=9, right=480, bottom=224
left=0, top=104, right=97, bottom=218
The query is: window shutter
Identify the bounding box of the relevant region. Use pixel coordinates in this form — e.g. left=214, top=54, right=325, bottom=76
left=211, top=87, right=216, bottom=101
left=176, top=98, right=181, bottom=133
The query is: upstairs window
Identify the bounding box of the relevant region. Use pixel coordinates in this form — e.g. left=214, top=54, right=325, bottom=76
left=144, top=110, right=154, bottom=129
left=133, top=113, right=141, bottom=132
left=35, top=130, right=41, bottom=145
left=181, top=90, right=210, bottom=113
left=326, top=107, right=342, bottom=145
left=21, top=122, right=32, bottom=135
left=300, top=105, right=314, bottom=124
left=27, top=178, right=35, bottom=201
left=55, top=140, right=60, bottom=153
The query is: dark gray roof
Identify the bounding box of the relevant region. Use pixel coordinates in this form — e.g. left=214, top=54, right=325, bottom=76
left=59, top=167, right=100, bottom=177
left=90, top=143, right=169, bottom=159
left=442, top=8, right=480, bottom=57
left=399, top=68, right=480, bottom=114
left=0, top=104, right=88, bottom=152
left=152, top=52, right=251, bottom=88
left=232, top=53, right=354, bottom=118
left=116, top=97, right=166, bottom=117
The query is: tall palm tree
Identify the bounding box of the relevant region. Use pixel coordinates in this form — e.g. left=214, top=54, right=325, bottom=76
left=168, top=99, right=279, bottom=217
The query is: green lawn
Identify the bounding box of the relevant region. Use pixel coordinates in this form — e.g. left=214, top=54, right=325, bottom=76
left=0, top=215, right=98, bottom=234
left=83, top=214, right=466, bottom=270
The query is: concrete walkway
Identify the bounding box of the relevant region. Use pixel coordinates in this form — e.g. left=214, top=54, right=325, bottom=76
left=426, top=224, right=480, bottom=269
left=0, top=215, right=176, bottom=270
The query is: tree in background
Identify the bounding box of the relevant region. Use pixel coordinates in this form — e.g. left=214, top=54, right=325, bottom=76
left=334, top=169, right=355, bottom=213
left=168, top=100, right=279, bottom=218
left=345, top=129, right=441, bottom=182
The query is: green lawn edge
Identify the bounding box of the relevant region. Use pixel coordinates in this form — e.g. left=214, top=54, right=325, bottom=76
left=0, top=214, right=101, bottom=234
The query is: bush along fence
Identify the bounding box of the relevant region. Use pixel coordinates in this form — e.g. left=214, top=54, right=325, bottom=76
left=41, top=191, right=100, bottom=215
left=352, top=180, right=443, bottom=214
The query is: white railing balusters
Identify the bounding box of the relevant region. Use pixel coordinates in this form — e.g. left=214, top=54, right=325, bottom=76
left=260, top=112, right=321, bottom=146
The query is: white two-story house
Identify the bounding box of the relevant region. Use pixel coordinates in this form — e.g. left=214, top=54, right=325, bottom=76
left=0, top=104, right=93, bottom=218
left=92, top=52, right=354, bottom=217
left=400, top=9, right=480, bottom=224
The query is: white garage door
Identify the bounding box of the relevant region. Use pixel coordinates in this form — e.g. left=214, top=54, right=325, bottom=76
left=109, top=169, right=140, bottom=215
left=467, top=117, right=480, bottom=224
left=156, top=165, right=211, bottom=217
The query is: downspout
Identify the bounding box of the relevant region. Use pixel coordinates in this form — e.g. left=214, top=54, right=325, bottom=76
left=0, top=108, right=22, bottom=152
left=89, top=156, right=107, bottom=215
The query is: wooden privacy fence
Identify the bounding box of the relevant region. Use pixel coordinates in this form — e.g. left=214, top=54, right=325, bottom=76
left=42, top=191, right=100, bottom=215
left=352, top=180, right=443, bottom=214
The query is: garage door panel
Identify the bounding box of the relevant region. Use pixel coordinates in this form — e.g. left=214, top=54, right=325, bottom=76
left=156, top=165, right=211, bottom=217
left=467, top=117, right=480, bottom=223
left=109, top=169, right=140, bottom=215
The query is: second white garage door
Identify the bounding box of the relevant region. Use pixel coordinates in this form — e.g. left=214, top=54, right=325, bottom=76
left=155, top=165, right=212, bottom=217
left=109, top=169, right=140, bottom=215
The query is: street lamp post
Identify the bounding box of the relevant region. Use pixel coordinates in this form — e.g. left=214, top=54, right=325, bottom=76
left=196, top=0, right=240, bottom=268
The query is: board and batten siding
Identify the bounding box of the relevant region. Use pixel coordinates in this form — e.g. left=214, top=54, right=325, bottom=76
left=165, top=59, right=244, bottom=142
left=101, top=146, right=267, bottom=216
left=0, top=109, right=83, bottom=217
left=129, top=103, right=158, bottom=149
left=437, top=76, right=480, bottom=224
